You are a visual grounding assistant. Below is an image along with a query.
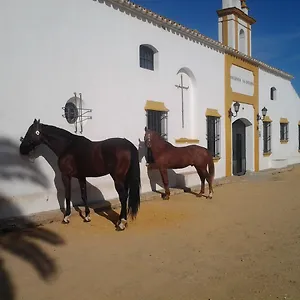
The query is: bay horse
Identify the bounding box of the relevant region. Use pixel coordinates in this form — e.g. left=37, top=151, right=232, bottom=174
left=144, top=128, right=215, bottom=200
left=19, top=119, right=141, bottom=231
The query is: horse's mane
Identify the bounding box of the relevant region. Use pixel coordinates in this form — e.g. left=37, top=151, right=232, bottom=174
left=149, top=130, right=173, bottom=148
left=41, top=124, right=91, bottom=142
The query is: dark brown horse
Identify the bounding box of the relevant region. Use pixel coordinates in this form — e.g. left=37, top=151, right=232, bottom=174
left=144, top=128, right=215, bottom=200
left=19, top=119, right=141, bottom=231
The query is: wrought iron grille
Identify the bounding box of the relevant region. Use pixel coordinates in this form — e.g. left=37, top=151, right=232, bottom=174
left=206, top=116, right=220, bottom=158
left=140, top=45, right=154, bottom=71
left=280, top=123, right=288, bottom=141
left=298, top=125, right=300, bottom=151
left=263, top=121, right=271, bottom=153
left=146, top=109, right=168, bottom=163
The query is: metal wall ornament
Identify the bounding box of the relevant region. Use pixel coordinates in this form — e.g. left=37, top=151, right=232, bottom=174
left=62, top=92, right=92, bottom=134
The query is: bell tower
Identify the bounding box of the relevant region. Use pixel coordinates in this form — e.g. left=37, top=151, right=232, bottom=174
left=217, top=0, right=256, bottom=56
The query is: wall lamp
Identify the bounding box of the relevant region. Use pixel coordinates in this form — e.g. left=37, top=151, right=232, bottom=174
left=257, top=107, right=268, bottom=122
left=228, top=101, right=240, bottom=118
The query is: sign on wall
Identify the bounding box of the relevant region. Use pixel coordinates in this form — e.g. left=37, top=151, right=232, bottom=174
left=230, top=65, right=254, bottom=96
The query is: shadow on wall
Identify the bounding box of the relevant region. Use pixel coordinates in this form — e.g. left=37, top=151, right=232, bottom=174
left=138, top=139, right=196, bottom=195
left=33, top=145, right=120, bottom=225
left=0, top=137, right=65, bottom=300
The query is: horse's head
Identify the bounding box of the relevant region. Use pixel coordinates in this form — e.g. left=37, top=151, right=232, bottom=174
left=19, top=118, right=43, bottom=156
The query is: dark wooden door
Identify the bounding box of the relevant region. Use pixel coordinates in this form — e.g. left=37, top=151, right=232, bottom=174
left=232, top=119, right=246, bottom=176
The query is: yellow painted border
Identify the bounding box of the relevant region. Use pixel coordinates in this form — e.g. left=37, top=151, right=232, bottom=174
left=205, top=108, right=222, bottom=118
left=144, top=100, right=169, bottom=112
left=225, top=54, right=259, bottom=176
left=280, top=118, right=289, bottom=124
left=263, top=116, right=272, bottom=122
left=263, top=152, right=272, bottom=157
left=280, top=140, right=288, bottom=144
left=247, top=24, right=251, bottom=56
left=222, top=16, right=228, bottom=46
left=298, top=121, right=300, bottom=126
left=175, top=138, right=200, bottom=144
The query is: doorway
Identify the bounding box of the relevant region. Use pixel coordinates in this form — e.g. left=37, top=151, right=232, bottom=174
left=232, top=119, right=246, bottom=176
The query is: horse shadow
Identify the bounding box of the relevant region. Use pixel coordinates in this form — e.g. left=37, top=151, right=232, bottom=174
left=137, top=139, right=198, bottom=197
left=33, top=145, right=119, bottom=226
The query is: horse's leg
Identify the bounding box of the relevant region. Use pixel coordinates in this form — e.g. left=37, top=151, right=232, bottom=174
left=114, top=180, right=129, bottom=231
left=62, top=174, right=71, bottom=224
left=203, top=169, right=214, bottom=199
left=159, top=168, right=170, bottom=200
left=78, top=177, right=91, bottom=222
left=196, top=167, right=206, bottom=197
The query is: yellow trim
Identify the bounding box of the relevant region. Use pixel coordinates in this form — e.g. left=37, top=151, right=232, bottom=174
left=263, top=152, right=272, bottom=157
left=205, top=108, right=221, bottom=118
left=280, top=118, right=289, bottom=124
left=263, top=116, right=272, bottom=122
left=234, top=15, right=238, bottom=51
left=175, top=138, right=200, bottom=144
left=247, top=24, right=251, bottom=56
left=298, top=121, right=300, bottom=126
left=225, top=54, right=259, bottom=177
left=217, top=7, right=256, bottom=25
left=222, top=16, right=228, bottom=46
left=280, top=140, right=288, bottom=144
left=144, top=100, right=169, bottom=112
left=213, top=157, right=221, bottom=163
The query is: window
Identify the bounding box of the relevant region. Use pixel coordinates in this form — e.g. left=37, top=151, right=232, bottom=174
left=270, top=87, right=277, bottom=100
left=280, top=122, right=288, bottom=142
left=239, top=29, right=246, bottom=54
left=298, top=124, right=300, bottom=151
left=206, top=116, right=220, bottom=158
left=139, top=45, right=155, bottom=71
left=146, top=109, right=168, bottom=163
left=263, top=121, right=271, bottom=154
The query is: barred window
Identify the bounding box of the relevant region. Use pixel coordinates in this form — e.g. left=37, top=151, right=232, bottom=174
left=270, top=87, right=277, bottom=100
left=140, top=45, right=155, bottom=71
left=263, top=121, right=271, bottom=154
left=146, top=109, right=168, bottom=163
left=298, top=125, right=300, bottom=151
left=280, top=122, right=288, bottom=141
left=206, top=116, right=220, bottom=158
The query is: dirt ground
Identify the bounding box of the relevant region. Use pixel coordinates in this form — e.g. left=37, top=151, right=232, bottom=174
left=1, top=166, right=300, bottom=300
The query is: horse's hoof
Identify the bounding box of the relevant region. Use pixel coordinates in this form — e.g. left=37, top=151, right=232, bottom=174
left=116, top=219, right=127, bottom=231
left=207, top=193, right=213, bottom=199
left=62, top=218, right=70, bottom=224
left=84, top=216, right=91, bottom=222
left=163, top=196, right=170, bottom=200
left=197, top=193, right=204, bottom=198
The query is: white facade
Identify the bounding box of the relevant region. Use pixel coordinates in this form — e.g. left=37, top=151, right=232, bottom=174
left=0, top=0, right=299, bottom=220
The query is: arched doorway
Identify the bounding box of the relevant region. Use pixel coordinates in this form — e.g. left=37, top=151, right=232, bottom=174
left=232, top=119, right=247, bottom=176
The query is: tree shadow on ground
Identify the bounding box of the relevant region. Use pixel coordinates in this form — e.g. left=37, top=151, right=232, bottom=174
left=0, top=138, right=65, bottom=300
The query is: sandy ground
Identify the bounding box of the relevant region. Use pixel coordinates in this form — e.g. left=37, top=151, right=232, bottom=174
left=1, top=167, right=300, bottom=300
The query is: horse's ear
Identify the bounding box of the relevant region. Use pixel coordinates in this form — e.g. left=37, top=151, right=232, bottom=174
left=34, top=118, right=37, bottom=123
left=37, top=119, right=40, bottom=124
left=144, top=126, right=147, bottom=132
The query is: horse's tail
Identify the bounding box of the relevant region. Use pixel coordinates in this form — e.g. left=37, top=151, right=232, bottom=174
left=127, top=142, right=141, bottom=219
left=207, top=151, right=215, bottom=180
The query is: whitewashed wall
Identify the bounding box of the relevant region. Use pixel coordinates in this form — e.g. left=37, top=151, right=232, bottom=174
left=258, top=69, right=300, bottom=170
left=0, top=0, right=225, bottom=219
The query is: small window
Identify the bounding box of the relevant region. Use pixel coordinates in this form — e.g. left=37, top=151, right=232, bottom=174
left=206, top=116, right=221, bottom=158
left=298, top=124, right=300, bottom=151
left=280, top=122, right=288, bottom=142
left=140, top=45, right=155, bottom=71
left=270, top=87, right=277, bottom=100
left=145, top=109, right=168, bottom=163
left=239, top=29, right=246, bottom=54
left=263, top=121, right=271, bottom=154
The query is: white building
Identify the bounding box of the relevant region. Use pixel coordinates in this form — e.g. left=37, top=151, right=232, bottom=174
left=0, top=0, right=299, bottom=219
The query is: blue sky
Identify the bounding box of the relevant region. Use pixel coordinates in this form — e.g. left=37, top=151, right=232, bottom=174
left=134, top=0, right=300, bottom=95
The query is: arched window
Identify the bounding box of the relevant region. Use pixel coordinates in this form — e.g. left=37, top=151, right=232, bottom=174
left=139, top=45, right=157, bottom=71
left=270, top=87, right=277, bottom=100
left=239, top=29, right=246, bottom=54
